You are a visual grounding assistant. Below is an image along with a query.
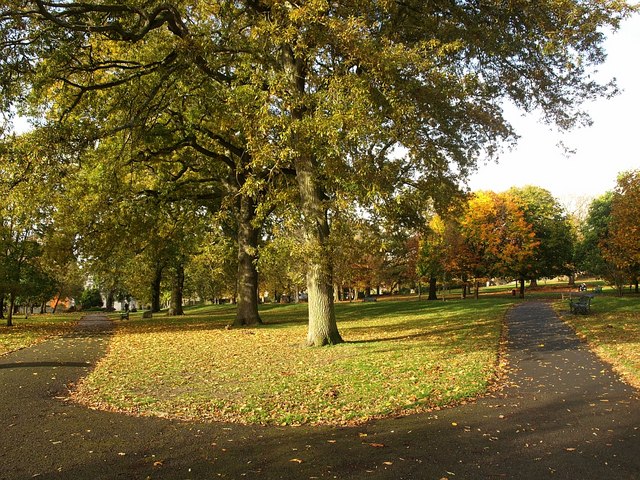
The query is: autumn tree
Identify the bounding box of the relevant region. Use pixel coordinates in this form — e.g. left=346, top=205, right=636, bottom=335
left=461, top=191, right=539, bottom=298
left=603, top=170, right=640, bottom=293
left=509, top=186, right=575, bottom=285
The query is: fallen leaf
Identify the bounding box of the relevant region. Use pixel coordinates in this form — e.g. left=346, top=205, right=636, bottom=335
left=369, top=443, right=385, bottom=448
left=290, top=458, right=304, bottom=464
left=383, top=461, right=393, bottom=466
left=565, top=448, right=576, bottom=452
left=358, top=433, right=368, bottom=438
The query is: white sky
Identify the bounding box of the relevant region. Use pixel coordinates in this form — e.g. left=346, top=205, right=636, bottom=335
left=468, top=14, right=640, bottom=205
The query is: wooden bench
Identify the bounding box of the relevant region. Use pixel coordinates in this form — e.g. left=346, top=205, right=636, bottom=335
left=120, top=311, right=129, bottom=320
left=570, top=295, right=593, bottom=314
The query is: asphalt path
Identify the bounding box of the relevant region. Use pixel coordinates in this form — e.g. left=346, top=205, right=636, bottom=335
left=0, top=304, right=638, bottom=479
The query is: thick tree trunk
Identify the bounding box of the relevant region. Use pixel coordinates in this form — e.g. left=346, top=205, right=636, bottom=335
left=530, top=278, right=538, bottom=288
left=168, top=263, right=185, bottom=316
left=295, top=155, right=343, bottom=346
left=151, top=264, right=163, bottom=313
left=0, top=294, right=4, bottom=319
left=519, top=275, right=526, bottom=299
left=427, top=275, right=438, bottom=300
left=233, top=195, right=262, bottom=327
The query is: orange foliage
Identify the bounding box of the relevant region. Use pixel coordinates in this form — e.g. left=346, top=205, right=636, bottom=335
left=461, top=191, right=539, bottom=278
left=605, top=170, right=640, bottom=271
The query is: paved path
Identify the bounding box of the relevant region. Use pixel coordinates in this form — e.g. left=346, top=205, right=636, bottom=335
left=0, top=304, right=638, bottom=479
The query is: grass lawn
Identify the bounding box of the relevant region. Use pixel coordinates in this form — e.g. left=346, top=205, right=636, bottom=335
left=554, top=294, right=640, bottom=390
left=0, top=313, right=80, bottom=355
left=74, top=298, right=513, bottom=426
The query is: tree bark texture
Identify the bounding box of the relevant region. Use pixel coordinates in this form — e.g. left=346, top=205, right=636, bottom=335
left=233, top=194, right=262, bottom=327
left=168, top=263, right=185, bottom=316
left=295, top=155, right=343, bottom=346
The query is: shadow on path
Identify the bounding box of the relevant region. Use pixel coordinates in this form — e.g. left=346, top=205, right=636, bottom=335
left=0, top=302, right=638, bottom=479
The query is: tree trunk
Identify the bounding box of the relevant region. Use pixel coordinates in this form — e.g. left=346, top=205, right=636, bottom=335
left=427, top=275, right=438, bottom=300
left=7, top=293, right=15, bottom=327
left=233, top=194, right=262, bottom=327
left=295, top=154, right=343, bottom=346
left=530, top=278, right=538, bottom=288
left=519, top=275, right=526, bottom=299
left=475, top=280, right=480, bottom=300
left=0, top=294, right=4, bottom=319
left=168, top=263, right=185, bottom=316
left=105, top=291, right=115, bottom=311
left=151, top=264, right=163, bottom=313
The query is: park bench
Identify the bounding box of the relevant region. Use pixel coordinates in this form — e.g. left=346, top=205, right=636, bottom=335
left=120, top=311, right=129, bottom=320
left=570, top=295, right=593, bottom=314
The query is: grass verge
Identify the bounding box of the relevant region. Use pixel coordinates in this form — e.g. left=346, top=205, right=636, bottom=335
left=555, top=294, right=640, bottom=390
left=0, top=313, right=80, bottom=355
left=74, top=298, right=512, bottom=426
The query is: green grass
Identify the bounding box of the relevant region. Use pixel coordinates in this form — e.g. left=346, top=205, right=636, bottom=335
left=0, top=313, right=81, bottom=355
left=554, top=294, right=640, bottom=389
left=74, top=298, right=513, bottom=426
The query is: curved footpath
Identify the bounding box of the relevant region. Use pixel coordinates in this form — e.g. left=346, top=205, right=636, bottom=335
left=0, top=304, right=638, bottom=479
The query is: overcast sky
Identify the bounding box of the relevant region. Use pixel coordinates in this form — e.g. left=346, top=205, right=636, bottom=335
left=468, top=14, right=640, bottom=205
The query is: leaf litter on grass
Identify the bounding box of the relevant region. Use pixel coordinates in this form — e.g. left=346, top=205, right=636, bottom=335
left=73, top=300, right=511, bottom=425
